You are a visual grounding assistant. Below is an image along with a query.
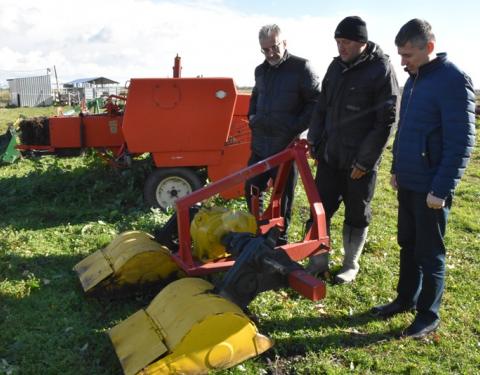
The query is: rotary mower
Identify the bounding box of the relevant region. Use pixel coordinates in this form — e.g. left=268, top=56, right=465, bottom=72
left=74, top=140, right=330, bottom=374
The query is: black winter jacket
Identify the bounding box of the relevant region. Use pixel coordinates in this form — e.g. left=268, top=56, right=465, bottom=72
left=308, top=42, right=399, bottom=171
left=249, top=52, right=320, bottom=158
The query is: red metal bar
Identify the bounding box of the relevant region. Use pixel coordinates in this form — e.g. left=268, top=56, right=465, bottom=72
left=176, top=205, right=194, bottom=268
left=173, top=54, right=182, bottom=78
left=16, top=145, right=55, bottom=152
left=107, top=94, right=127, bottom=102
left=168, top=256, right=234, bottom=276
left=293, top=144, right=329, bottom=242
left=248, top=184, right=261, bottom=219
left=260, top=159, right=292, bottom=222
left=280, top=240, right=328, bottom=262
left=288, top=270, right=326, bottom=301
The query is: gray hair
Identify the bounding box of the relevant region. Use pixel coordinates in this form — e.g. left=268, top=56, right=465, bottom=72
left=395, top=19, right=435, bottom=49
left=259, top=24, right=282, bottom=41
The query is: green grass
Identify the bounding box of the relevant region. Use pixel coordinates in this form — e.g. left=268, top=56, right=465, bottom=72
left=0, top=107, right=64, bottom=132
left=1, top=107, right=479, bottom=375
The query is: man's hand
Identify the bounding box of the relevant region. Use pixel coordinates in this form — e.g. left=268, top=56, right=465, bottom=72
left=390, top=174, right=398, bottom=190
left=426, top=192, right=445, bottom=209
left=350, top=166, right=366, bottom=179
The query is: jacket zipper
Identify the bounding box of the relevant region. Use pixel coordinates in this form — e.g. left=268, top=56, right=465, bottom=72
left=394, top=72, right=418, bottom=169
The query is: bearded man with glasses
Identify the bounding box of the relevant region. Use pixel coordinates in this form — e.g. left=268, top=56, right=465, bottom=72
left=246, top=24, right=320, bottom=244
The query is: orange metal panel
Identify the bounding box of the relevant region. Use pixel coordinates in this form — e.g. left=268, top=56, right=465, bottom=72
left=83, top=115, right=125, bottom=147
left=233, top=93, right=251, bottom=116
left=122, top=78, right=237, bottom=154
left=226, top=116, right=251, bottom=145
left=49, top=115, right=125, bottom=148
left=208, top=142, right=251, bottom=199
left=152, top=150, right=221, bottom=167
left=49, top=117, right=82, bottom=147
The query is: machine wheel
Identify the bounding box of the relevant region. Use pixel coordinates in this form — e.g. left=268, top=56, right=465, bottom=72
left=144, top=167, right=204, bottom=211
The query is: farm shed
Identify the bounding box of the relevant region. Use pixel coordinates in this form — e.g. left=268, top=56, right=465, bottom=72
left=64, top=77, right=123, bottom=100
left=7, top=74, right=53, bottom=107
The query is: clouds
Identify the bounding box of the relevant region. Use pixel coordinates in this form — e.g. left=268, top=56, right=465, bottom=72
left=0, top=0, right=337, bottom=86
left=0, top=0, right=477, bottom=88
left=0, top=1, right=248, bottom=85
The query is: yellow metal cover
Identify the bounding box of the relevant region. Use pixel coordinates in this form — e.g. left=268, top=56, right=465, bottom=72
left=74, top=231, right=184, bottom=294
left=190, top=208, right=257, bottom=260
left=73, top=246, right=113, bottom=292
left=146, top=278, right=245, bottom=349
left=109, top=278, right=273, bottom=375
left=143, top=311, right=272, bottom=375
left=109, top=309, right=169, bottom=375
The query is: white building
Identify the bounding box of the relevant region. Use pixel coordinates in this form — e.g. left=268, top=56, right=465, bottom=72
left=8, top=75, right=53, bottom=107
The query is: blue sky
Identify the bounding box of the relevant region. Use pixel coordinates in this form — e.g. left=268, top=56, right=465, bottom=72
left=222, top=0, right=476, bottom=23
left=1, top=0, right=478, bottom=88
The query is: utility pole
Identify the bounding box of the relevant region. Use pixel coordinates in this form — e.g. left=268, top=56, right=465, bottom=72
left=54, top=65, right=60, bottom=103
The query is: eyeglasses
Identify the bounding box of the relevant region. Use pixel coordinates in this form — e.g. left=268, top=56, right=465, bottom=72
left=260, top=41, right=282, bottom=54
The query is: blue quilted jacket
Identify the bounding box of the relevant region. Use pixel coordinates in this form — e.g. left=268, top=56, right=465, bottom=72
left=392, top=53, right=476, bottom=198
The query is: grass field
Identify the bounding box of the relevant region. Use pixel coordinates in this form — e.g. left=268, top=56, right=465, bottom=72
left=0, top=107, right=479, bottom=375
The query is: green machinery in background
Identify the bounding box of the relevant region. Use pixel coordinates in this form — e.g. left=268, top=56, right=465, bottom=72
left=0, top=120, right=21, bottom=164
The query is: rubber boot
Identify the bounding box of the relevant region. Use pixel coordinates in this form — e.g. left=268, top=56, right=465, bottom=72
left=305, top=252, right=330, bottom=277
left=335, top=224, right=368, bottom=284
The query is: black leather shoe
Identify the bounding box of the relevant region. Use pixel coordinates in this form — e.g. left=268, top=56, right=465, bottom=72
left=402, top=317, right=440, bottom=339
left=371, top=300, right=415, bottom=319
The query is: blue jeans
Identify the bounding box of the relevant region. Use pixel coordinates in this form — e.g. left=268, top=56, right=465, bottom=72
left=396, top=188, right=452, bottom=322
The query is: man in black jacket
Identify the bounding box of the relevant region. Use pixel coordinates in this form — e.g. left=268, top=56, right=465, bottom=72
left=246, top=24, right=320, bottom=243
left=307, top=16, right=399, bottom=283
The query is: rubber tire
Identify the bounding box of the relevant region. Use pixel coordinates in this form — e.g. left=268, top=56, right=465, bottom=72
left=144, top=167, right=204, bottom=211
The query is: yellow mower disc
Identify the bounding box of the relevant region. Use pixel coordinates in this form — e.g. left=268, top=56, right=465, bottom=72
left=74, top=231, right=185, bottom=295
left=109, top=278, right=273, bottom=375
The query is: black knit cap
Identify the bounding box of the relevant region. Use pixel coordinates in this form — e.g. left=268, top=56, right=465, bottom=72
left=334, top=16, right=368, bottom=43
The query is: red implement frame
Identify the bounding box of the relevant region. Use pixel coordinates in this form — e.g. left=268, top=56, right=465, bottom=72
left=171, top=140, right=330, bottom=301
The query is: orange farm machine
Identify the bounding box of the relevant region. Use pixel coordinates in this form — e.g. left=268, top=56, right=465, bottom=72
left=2, top=56, right=251, bottom=210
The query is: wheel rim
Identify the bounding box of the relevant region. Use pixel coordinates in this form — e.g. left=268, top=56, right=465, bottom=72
left=155, top=176, right=193, bottom=209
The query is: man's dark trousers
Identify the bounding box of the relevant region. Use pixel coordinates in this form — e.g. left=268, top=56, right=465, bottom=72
left=396, top=188, right=452, bottom=322
left=314, top=160, right=377, bottom=230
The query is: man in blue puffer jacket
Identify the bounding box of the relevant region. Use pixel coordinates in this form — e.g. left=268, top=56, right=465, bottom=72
left=371, top=19, right=476, bottom=339
left=246, top=24, right=320, bottom=243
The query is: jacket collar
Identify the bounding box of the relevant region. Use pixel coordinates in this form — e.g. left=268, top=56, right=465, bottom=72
left=262, top=50, right=290, bottom=69
left=336, top=41, right=380, bottom=72
left=408, top=53, right=447, bottom=78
